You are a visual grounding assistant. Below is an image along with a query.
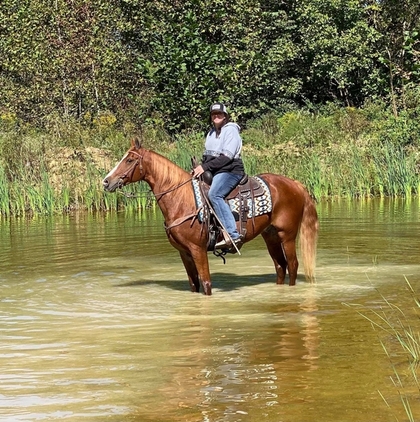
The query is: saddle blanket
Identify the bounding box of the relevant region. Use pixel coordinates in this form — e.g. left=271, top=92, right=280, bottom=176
left=192, top=176, right=272, bottom=222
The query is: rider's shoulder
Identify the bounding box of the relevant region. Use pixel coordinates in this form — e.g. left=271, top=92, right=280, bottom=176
left=223, top=122, right=241, bottom=133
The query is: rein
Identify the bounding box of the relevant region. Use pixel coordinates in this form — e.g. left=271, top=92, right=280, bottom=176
left=117, top=147, right=202, bottom=233
left=153, top=178, right=193, bottom=200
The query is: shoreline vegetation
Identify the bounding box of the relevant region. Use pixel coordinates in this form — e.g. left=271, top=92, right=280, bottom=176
left=2, top=0, right=420, bottom=217
left=0, top=103, right=419, bottom=217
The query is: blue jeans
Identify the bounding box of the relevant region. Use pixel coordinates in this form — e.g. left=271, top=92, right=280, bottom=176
left=208, top=172, right=242, bottom=240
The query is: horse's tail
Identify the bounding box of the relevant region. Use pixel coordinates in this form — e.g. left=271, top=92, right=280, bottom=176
left=297, top=182, right=319, bottom=283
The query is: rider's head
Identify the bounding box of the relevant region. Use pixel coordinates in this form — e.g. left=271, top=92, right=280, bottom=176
left=209, top=103, right=228, bottom=128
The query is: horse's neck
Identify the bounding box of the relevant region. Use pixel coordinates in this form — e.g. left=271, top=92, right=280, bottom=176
left=143, top=150, right=187, bottom=190
left=143, top=151, right=194, bottom=218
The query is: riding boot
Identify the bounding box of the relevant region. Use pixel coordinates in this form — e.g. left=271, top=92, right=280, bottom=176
left=215, top=234, right=243, bottom=250
left=214, top=229, right=232, bottom=248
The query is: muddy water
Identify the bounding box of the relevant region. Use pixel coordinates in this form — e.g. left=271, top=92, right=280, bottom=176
left=1, top=198, right=420, bottom=422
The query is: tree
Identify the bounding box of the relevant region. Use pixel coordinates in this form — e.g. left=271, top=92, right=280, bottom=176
left=0, top=0, right=140, bottom=124
left=365, top=0, right=420, bottom=114
left=290, top=0, right=382, bottom=107
left=121, top=0, right=302, bottom=131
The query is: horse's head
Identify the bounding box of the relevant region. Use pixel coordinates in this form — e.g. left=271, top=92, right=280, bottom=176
left=102, top=138, right=146, bottom=192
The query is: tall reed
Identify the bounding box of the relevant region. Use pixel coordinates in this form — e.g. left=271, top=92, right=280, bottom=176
left=1, top=105, right=419, bottom=216
left=0, top=164, right=10, bottom=217
left=372, top=143, right=417, bottom=197
left=345, top=279, right=420, bottom=422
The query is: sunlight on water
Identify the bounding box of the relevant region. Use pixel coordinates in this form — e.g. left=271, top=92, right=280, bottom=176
left=1, top=198, right=420, bottom=421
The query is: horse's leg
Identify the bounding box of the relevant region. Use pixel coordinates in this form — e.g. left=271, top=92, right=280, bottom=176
left=261, top=228, right=287, bottom=285
left=190, top=249, right=212, bottom=296
left=179, top=249, right=212, bottom=295
left=179, top=251, right=200, bottom=293
left=282, top=239, right=298, bottom=286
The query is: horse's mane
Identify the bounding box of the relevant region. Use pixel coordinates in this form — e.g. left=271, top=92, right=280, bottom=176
left=145, top=149, right=192, bottom=200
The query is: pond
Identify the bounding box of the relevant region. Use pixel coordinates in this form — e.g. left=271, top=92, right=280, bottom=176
left=1, top=198, right=420, bottom=421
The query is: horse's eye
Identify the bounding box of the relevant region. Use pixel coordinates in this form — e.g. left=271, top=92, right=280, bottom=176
left=126, top=158, right=134, bottom=164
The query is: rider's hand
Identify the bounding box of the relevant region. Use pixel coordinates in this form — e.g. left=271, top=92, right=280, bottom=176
left=191, top=165, right=205, bottom=178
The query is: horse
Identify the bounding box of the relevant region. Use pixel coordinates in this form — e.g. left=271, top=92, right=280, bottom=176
left=102, top=138, right=319, bottom=295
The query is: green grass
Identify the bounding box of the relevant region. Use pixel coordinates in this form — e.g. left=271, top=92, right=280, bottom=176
left=0, top=164, right=10, bottom=217
left=0, top=104, right=419, bottom=216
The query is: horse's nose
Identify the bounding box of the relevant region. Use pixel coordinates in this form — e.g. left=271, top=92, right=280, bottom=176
left=102, top=178, right=109, bottom=189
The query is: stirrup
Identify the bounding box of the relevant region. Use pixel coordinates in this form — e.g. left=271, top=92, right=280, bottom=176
left=215, top=238, right=231, bottom=249
left=215, top=236, right=243, bottom=250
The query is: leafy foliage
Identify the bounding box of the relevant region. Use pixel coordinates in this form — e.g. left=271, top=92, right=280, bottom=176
left=0, top=0, right=419, bottom=132
left=0, top=0, right=141, bottom=124
left=293, top=0, right=382, bottom=105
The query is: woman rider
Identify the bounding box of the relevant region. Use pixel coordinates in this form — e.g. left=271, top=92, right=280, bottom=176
left=192, top=103, right=245, bottom=249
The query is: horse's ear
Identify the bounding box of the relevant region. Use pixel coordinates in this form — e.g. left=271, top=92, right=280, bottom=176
left=131, top=136, right=142, bottom=149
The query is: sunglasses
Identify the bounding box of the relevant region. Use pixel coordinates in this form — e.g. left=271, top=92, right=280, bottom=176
left=211, top=112, right=225, bottom=118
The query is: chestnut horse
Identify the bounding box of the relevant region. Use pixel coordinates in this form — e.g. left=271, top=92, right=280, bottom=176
left=103, top=139, right=319, bottom=295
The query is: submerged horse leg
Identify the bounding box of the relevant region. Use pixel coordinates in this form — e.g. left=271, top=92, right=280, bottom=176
left=282, top=239, right=299, bottom=286
left=179, top=249, right=213, bottom=295
left=191, top=249, right=212, bottom=296
left=262, top=228, right=287, bottom=284
left=179, top=251, right=200, bottom=293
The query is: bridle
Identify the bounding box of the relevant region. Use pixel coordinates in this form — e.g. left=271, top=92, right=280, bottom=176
left=118, top=149, right=193, bottom=200
left=119, top=149, right=144, bottom=183
left=116, top=148, right=203, bottom=234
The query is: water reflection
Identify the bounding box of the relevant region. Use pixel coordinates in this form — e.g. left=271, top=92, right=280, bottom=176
left=201, top=297, right=320, bottom=421
left=1, top=199, right=420, bottom=421
left=133, top=286, right=323, bottom=422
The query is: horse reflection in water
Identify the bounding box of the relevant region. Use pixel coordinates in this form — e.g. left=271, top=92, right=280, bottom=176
left=133, top=292, right=321, bottom=421
left=102, top=138, right=319, bottom=295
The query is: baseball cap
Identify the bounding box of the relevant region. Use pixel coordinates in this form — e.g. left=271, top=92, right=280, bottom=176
left=209, top=103, right=228, bottom=115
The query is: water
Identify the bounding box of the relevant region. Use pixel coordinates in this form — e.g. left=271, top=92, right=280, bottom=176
left=1, top=198, right=420, bottom=421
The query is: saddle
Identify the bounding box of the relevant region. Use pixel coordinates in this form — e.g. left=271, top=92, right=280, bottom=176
left=195, top=169, right=269, bottom=251
left=226, top=174, right=266, bottom=231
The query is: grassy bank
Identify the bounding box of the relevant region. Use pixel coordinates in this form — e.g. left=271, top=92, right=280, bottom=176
left=0, top=103, right=419, bottom=216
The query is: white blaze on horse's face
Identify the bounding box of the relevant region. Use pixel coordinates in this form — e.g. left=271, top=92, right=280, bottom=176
left=102, top=152, right=129, bottom=192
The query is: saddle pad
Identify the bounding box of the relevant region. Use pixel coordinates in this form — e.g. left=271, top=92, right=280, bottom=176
left=192, top=178, right=207, bottom=222
left=192, top=176, right=272, bottom=222
left=228, top=176, right=272, bottom=217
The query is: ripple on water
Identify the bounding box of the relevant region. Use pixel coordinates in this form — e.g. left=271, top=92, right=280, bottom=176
left=0, top=203, right=419, bottom=421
